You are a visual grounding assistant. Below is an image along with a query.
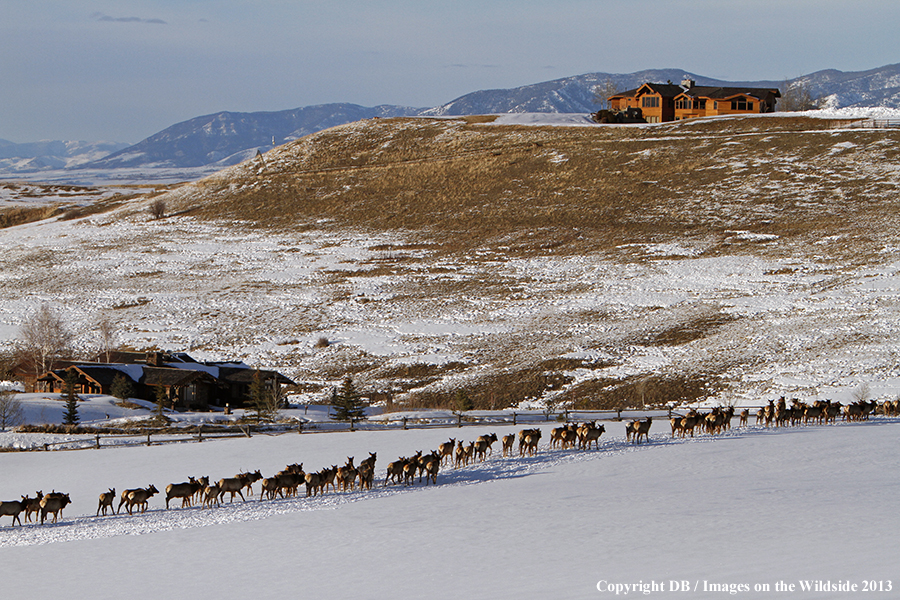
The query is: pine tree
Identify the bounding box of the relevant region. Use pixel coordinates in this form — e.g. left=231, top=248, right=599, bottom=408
left=246, top=369, right=278, bottom=424
left=454, top=389, right=474, bottom=413
left=331, top=376, right=367, bottom=425
left=110, top=374, right=134, bottom=401
left=62, top=369, right=80, bottom=426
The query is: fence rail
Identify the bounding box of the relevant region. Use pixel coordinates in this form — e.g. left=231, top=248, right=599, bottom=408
left=836, top=119, right=900, bottom=129
left=19, top=407, right=776, bottom=453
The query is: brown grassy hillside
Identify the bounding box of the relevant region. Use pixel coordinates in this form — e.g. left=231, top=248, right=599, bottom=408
left=162, top=115, right=900, bottom=263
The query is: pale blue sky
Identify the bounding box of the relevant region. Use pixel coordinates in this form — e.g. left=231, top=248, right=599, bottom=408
left=2, top=0, right=897, bottom=143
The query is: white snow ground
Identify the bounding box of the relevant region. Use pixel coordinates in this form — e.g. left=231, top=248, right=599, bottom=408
left=1, top=417, right=897, bottom=599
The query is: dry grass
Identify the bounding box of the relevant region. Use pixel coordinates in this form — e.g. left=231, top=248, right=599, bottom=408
left=159, top=115, right=900, bottom=264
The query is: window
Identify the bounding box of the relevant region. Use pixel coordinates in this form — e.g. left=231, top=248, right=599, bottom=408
left=675, top=98, right=692, bottom=110
left=642, top=96, right=660, bottom=108
left=731, top=98, right=751, bottom=111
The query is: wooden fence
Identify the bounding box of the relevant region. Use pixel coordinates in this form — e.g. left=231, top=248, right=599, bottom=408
left=26, top=407, right=774, bottom=452
left=836, top=119, right=900, bottom=129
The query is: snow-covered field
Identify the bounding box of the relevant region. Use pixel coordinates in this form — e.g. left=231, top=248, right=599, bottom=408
left=1, top=416, right=897, bottom=599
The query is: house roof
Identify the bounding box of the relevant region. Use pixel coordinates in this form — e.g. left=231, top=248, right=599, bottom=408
left=42, top=350, right=295, bottom=388
left=612, top=84, right=781, bottom=102
left=141, top=366, right=217, bottom=387
left=679, top=86, right=781, bottom=101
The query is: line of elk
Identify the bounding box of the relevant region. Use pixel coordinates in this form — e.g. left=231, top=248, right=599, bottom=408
left=0, top=421, right=607, bottom=526
left=1, top=400, right=892, bottom=527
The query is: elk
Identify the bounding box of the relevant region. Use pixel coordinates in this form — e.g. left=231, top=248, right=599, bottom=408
left=358, top=464, right=375, bottom=490
left=260, top=476, right=279, bottom=501
left=0, top=499, right=24, bottom=526
left=320, top=465, right=338, bottom=493
left=303, top=471, right=324, bottom=498
left=635, top=417, right=652, bottom=444
left=166, top=477, right=201, bottom=509
left=203, top=484, right=221, bottom=508
left=117, top=488, right=142, bottom=514
left=472, top=438, right=489, bottom=462
left=125, top=485, right=159, bottom=515
left=273, top=468, right=305, bottom=499
left=22, top=491, right=43, bottom=523
left=501, top=433, right=515, bottom=457
left=477, top=433, right=498, bottom=456
left=577, top=422, right=605, bottom=450
left=384, top=458, right=407, bottom=486
left=97, top=488, right=116, bottom=517
left=235, top=470, right=263, bottom=497
left=336, top=457, right=358, bottom=492
left=438, top=439, right=455, bottom=466
left=217, top=476, right=247, bottom=503
left=518, top=428, right=541, bottom=456
left=559, top=427, right=578, bottom=450
left=628, top=417, right=652, bottom=444
left=358, top=453, right=377, bottom=485
left=422, top=456, right=439, bottom=486
left=739, top=409, right=749, bottom=427
left=453, top=441, right=467, bottom=468
left=40, top=491, right=71, bottom=524
left=403, top=451, right=422, bottom=485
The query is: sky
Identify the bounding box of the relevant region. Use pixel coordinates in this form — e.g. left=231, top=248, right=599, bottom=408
left=1, top=0, right=898, bottom=144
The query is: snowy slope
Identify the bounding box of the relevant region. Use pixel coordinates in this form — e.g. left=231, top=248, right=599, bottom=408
left=1, top=418, right=897, bottom=599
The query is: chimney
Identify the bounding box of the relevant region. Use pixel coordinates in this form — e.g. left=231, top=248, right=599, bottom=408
left=146, top=351, right=164, bottom=366
left=681, top=77, right=695, bottom=89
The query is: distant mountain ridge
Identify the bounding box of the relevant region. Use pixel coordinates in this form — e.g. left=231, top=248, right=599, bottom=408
left=0, top=139, right=128, bottom=173
left=86, top=103, right=424, bottom=170
left=3, top=63, right=900, bottom=175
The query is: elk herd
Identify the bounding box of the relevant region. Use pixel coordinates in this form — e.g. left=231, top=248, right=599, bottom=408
left=1, top=398, right=895, bottom=527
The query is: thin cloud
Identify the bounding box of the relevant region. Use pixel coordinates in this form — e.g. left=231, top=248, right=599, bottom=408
left=91, top=12, right=167, bottom=25
left=446, top=63, right=501, bottom=70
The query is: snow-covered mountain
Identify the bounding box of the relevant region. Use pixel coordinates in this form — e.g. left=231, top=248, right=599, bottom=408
left=0, top=139, right=129, bottom=173
left=3, top=63, right=900, bottom=176
left=83, top=103, right=425, bottom=170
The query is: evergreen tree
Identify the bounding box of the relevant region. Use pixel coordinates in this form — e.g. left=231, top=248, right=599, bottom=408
left=454, top=389, right=474, bottom=413
left=246, top=369, right=278, bottom=424
left=331, top=376, right=367, bottom=425
left=110, top=374, right=134, bottom=401
left=62, top=369, right=80, bottom=426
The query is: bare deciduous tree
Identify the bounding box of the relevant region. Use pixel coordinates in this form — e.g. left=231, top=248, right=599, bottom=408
left=0, top=390, right=24, bottom=431
left=149, top=198, right=167, bottom=220
left=97, top=314, right=116, bottom=362
left=20, top=304, right=73, bottom=378
left=778, top=79, right=822, bottom=112
left=592, top=77, right=621, bottom=108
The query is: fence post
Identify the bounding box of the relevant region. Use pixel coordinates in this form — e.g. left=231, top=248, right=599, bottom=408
left=565, top=409, right=569, bottom=423
left=146, top=431, right=151, bottom=446
left=402, top=416, right=408, bottom=430
left=44, top=443, right=49, bottom=451
left=457, top=413, right=462, bottom=428
left=197, top=425, right=203, bottom=443
left=95, top=434, right=101, bottom=449
left=512, top=412, right=517, bottom=426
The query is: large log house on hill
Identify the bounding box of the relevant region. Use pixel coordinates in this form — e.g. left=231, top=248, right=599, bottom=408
left=608, top=78, right=781, bottom=123
left=36, top=351, right=294, bottom=411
